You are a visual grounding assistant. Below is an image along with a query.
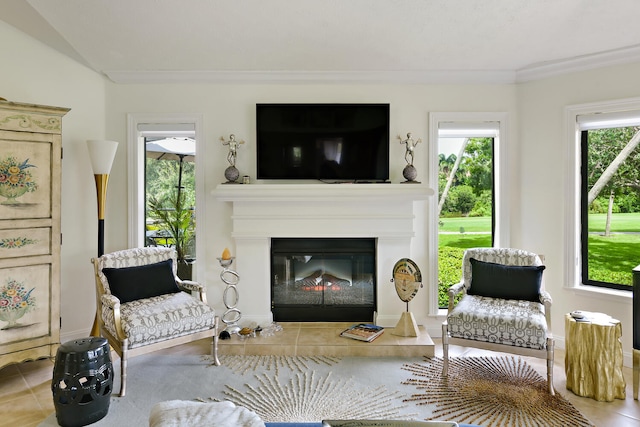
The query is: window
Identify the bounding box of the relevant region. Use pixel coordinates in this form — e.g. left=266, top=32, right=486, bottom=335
left=127, top=114, right=205, bottom=280
left=428, top=113, right=509, bottom=314
left=144, top=135, right=196, bottom=278
left=578, top=111, right=640, bottom=290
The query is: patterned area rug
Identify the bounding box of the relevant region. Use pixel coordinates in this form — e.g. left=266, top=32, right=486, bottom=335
left=202, top=355, right=417, bottom=422
left=402, top=356, right=594, bottom=427
left=206, top=354, right=343, bottom=375
left=214, top=370, right=415, bottom=422
left=39, top=354, right=593, bottom=426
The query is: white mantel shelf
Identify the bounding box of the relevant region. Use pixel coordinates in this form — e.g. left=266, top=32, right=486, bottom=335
left=212, top=183, right=434, bottom=202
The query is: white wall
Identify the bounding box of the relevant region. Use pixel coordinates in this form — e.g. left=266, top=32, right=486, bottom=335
left=105, top=83, right=517, bottom=330
left=0, top=21, right=109, bottom=340
left=516, top=63, right=640, bottom=365
left=3, top=20, right=639, bottom=365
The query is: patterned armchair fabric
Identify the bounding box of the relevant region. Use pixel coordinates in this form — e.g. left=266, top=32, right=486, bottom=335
left=92, top=247, right=220, bottom=396
left=460, top=247, right=544, bottom=291
left=447, top=295, right=548, bottom=349
left=442, top=247, right=555, bottom=395
left=100, top=292, right=217, bottom=348
left=447, top=247, right=549, bottom=350
left=95, top=246, right=180, bottom=293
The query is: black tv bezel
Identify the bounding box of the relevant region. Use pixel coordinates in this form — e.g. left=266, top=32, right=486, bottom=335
left=256, top=103, right=390, bottom=182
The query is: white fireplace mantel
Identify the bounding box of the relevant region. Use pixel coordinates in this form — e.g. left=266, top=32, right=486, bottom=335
left=212, top=183, right=434, bottom=326
left=213, top=183, right=433, bottom=203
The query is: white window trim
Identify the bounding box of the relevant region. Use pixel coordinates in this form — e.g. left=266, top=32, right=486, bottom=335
left=564, top=96, right=640, bottom=299
left=428, top=112, right=509, bottom=316
left=126, top=113, right=205, bottom=280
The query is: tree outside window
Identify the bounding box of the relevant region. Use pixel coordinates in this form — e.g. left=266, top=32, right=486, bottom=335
left=581, top=126, right=640, bottom=289
left=145, top=137, right=196, bottom=279
left=437, top=137, right=494, bottom=307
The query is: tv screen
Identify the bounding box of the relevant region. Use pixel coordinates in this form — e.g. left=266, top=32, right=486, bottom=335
left=256, top=104, right=390, bottom=181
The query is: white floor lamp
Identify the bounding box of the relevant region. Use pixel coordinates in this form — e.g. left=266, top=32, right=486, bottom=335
left=86, top=139, right=118, bottom=336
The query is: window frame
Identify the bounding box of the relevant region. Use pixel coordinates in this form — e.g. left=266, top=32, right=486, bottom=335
left=428, top=112, right=509, bottom=315
left=579, top=118, right=640, bottom=291
left=126, top=113, right=205, bottom=279
left=564, top=97, right=640, bottom=294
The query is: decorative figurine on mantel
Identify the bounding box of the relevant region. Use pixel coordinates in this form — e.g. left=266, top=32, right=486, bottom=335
left=220, top=134, right=245, bottom=183
left=398, top=132, right=421, bottom=183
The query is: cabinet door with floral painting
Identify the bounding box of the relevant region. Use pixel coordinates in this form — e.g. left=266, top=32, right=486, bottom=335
left=0, top=101, right=68, bottom=368
left=0, top=264, right=50, bottom=341
left=0, top=142, right=51, bottom=219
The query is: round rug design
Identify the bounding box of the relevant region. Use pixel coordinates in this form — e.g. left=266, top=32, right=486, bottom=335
left=402, top=356, right=594, bottom=427
left=205, top=354, right=342, bottom=375
left=217, top=370, right=416, bottom=422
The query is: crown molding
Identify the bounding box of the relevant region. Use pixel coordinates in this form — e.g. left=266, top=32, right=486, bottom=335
left=103, top=69, right=516, bottom=85
left=104, top=44, right=640, bottom=85
left=516, top=44, right=640, bottom=82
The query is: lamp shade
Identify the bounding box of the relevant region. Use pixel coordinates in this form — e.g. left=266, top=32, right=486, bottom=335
left=86, top=140, right=119, bottom=174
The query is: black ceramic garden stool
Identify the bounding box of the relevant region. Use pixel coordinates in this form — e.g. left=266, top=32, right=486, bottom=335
left=51, top=337, right=113, bottom=427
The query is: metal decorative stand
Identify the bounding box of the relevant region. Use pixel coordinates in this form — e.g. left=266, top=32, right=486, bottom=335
left=217, top=257, right=241, bottom=333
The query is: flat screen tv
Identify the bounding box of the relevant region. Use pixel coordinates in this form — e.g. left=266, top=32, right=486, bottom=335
left=256, top=103, right=390, bottom=181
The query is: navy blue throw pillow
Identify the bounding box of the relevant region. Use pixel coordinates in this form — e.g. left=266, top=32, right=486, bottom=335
left=468, top=258, right=545, bottom=302
left=102, top=258, right=180, bottom=303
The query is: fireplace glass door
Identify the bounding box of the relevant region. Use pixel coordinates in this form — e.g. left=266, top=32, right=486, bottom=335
left=271, top=238, right=376, bottom=322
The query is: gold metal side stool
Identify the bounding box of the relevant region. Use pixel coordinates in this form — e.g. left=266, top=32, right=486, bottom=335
left=565, top=312, right=625, bottom=401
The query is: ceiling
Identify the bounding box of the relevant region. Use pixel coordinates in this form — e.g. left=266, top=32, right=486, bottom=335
left=4, top=0, right=640, bottom=84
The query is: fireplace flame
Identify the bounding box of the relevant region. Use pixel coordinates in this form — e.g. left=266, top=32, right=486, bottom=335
left=295, top=270, right=351, bottom=290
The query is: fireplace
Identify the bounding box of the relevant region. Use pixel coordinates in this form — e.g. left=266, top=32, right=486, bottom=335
left=212, top=183, right=433, bottom=327
left=271, top=238, right=376, bottom=322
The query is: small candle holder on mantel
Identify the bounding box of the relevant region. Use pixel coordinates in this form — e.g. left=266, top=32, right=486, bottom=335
left=217, top=248, right=241, bottom=334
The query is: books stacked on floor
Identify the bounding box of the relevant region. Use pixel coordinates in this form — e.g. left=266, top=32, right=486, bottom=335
left=340, top=323, right=384, bottom=342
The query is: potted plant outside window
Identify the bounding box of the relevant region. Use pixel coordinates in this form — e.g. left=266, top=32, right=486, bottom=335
left=147, top=192, right=195, bottom=280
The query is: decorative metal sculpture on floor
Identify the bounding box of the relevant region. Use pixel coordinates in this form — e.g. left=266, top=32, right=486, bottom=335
left=398, top=132, right=421, bottom=183
left=390, top=257, right=423, bottom=336
left=218, top=248, right=241, bottom=333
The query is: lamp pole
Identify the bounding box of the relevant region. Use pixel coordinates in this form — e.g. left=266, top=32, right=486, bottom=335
left=86, top=140, right=119, bottom=336
left=94, top=173, right=109, bottom=257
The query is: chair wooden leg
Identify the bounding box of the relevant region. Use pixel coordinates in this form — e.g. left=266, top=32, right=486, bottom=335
left=442, top=322, right=449, bottom=376
left=120, top=339, right=128, bottom=397
left=546, top=337, right=555, bottom=395
left=634, top=348, right=640, bottom=400
left=211, top=316, right=221, bottom=366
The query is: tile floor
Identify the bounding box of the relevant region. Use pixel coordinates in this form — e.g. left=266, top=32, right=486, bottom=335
left=1, top=322, right=639, bottom=427
left=217, top=322, right=435, bottom=357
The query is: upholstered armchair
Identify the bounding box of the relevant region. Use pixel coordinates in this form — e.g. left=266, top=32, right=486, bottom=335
left=441, top=247, right=555, bottom=395
left=92, top=247, right=220, bottom=396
